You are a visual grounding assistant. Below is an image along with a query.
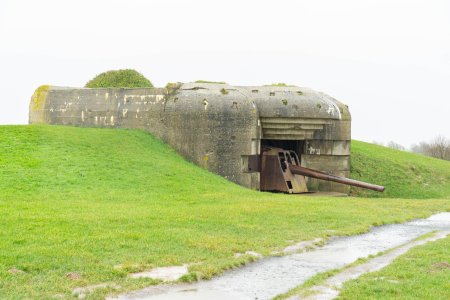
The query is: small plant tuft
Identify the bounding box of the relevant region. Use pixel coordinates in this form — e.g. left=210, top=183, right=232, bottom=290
left=85, top=69, right=153, bottom=88
left=194, top=80, right=227, bottom=84
left=179, top=272, right=199, bottom=283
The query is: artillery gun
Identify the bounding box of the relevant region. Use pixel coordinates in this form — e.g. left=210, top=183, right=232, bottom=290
left=259, top=147, right=385, bottom=194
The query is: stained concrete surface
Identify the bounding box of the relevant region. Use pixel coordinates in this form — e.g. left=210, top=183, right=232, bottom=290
left=110, top=213, right=450, bottom=300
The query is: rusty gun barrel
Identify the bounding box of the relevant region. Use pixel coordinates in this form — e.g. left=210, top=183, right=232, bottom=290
left=290, top=165, right=385, bottom=192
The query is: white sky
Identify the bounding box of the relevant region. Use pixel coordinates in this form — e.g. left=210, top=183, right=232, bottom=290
left=1, top=0, right=449, bottom=147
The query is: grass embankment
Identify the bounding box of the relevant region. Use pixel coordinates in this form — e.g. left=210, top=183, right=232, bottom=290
left=0, top=125, right=449, bottom=299
left=350, top=141, right=450, bottom=199
left=339, top=235, right=450, bottom=299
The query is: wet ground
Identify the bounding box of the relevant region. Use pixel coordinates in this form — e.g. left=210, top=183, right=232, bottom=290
left=297, top=230, right=449, bottom=300
left=111, top=213, right=450, bottom=300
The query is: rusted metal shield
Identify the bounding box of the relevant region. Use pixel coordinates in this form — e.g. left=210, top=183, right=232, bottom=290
left=260, top=147, right=308, bottom=193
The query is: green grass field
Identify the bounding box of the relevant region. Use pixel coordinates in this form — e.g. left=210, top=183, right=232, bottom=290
left=350, top=141, right=450, bottom=199
left=1, top=125, right=449, bottom=299
left=339, top=235, right=450, bottom=300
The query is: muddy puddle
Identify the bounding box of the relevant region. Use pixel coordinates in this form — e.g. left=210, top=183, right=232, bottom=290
left=112, top=213, right=450, bottom=300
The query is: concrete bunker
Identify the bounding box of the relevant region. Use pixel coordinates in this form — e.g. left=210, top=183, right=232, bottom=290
left=29, top=82, right=382, bottom=194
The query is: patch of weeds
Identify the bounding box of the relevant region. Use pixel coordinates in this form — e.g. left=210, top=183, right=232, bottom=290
left=269, top=83, right=288, bottom=86
left=85, top=69, right=153, bottom=88
left=178, top=272, right=198, bottom=283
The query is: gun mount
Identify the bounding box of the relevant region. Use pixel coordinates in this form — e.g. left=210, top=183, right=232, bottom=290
left=259, top=147, right=385, bottom=194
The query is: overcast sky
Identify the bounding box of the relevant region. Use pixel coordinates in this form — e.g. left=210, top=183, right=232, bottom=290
left=1, top=0, right=449, bottom=147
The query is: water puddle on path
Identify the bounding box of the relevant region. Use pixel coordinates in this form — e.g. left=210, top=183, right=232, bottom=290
left=111, top=213, right=450, bottom=300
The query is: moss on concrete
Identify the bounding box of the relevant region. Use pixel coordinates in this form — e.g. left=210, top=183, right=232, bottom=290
left=30, top=85, right=50, bottom=111
left=29, top=85, right=51, bottom=124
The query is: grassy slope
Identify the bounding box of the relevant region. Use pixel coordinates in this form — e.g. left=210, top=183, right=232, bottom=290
left=0, top=125, right=449, bottom=299
left=350, top=140, right=450, bottom=199
left=339, top=235, right=450, bottom=300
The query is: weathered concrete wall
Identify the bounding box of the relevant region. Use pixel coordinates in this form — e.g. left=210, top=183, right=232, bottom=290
left=29, top=83, right=351, bottom=193
left=239, top=85, right=351, bottom=193
left=29, top=84, right=260, bottom=189
left=162, top=83, right=260, bottom=188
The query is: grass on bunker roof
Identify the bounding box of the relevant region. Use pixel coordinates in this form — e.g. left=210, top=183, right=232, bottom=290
left=0, top=125, right=449, bottom=299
